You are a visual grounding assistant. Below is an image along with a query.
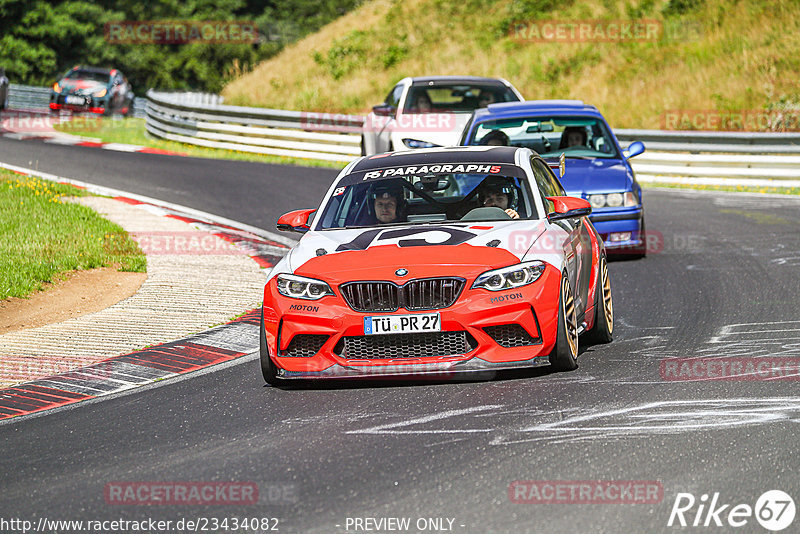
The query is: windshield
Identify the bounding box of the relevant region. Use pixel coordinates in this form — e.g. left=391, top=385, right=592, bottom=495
left=403, top=84, right=518, bottom=114
left=317, top=170, right=538, bottom=229
left=64, top=70, right=110, bottom=83
left=470, top=115, right=621, bottom=159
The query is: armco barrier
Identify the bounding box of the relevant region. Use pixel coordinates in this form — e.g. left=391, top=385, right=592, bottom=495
left=144, top=92, right=800, bottom=180
left=145, top=90, right=362, bottom=162
left=615, top=128, right=800, bottom=154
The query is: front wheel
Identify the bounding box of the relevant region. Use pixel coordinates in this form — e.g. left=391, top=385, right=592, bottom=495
left=549, top=273, right=579, bottom=371
left=259, top=309, right=281, bottom=386
left=586, top=255, right=613, bottom=343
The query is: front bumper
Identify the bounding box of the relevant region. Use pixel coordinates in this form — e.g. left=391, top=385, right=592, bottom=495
left=262, top=265, right=561, bottom=379
left=590, top=207, right=643, bottom=249
left=50, top=93, right=107, bottom=114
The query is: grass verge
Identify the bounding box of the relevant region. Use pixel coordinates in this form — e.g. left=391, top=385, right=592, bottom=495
left=641, top=181, right=800, bottom=196
left=0, top=169, right=146, bottom=300
left=53, top=117, right=345, bottom=169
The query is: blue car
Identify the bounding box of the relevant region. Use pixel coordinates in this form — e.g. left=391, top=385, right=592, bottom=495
left=460, top=100, right=647, bottom=257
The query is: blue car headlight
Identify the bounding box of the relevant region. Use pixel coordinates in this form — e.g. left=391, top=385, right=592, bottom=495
left=588, top=192, right=639, bottom=208
left=276, top=274, right=334, bottom=300
left=472, top=261, right=545, bottom=291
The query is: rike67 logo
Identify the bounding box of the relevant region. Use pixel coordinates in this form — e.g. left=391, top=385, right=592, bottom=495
left=668, top=490, right=795, bottom=531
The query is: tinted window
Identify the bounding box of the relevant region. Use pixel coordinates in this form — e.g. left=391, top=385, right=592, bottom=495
left=403, top=84, right=519, bottom=114
left=472, top=115, right=620, bottom=158
left=318, top=169, right=537, bottom=229
left=385, top=85, right=404, bottom=107
left=64, top=70, right=110, bottom=83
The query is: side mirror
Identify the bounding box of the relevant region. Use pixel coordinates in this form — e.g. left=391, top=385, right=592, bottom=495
left=546, top=196, right=592, bottom=221
left=372, top=104, right=396, bottom=117
left=623, top=140, right=645, bottom=160
left=276, top=209, right=315, bottom=233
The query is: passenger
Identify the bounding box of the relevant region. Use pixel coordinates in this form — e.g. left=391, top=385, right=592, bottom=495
left=478, top=91, right=496, bottom=108
left=479, top=130, right=510, bottom=146
left=559, top=126, right=588, bottom=149
left=477, top=177, right=519, bottom=219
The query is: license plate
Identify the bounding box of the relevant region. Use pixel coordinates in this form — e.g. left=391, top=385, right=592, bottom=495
left=364, top=313, right=440, bottom=335
left=66, top=95, right=85, bottom=105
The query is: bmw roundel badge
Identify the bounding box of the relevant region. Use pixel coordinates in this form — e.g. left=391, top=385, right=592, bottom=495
left=395, top=268, right=408, bottom=277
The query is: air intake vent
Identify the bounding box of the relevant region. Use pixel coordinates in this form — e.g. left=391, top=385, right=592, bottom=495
left=340, top=278, right=465, bottom=312
left=337, top=331, right=476, bottom=359
left=483, top=324, right=540, bottom=348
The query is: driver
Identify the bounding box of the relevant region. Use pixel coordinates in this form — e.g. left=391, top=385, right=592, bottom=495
left=477, top=177, right=519, bottom=219
left=371, top=183, right=407, bottom=224
left=559, top=126, right=588, bottom=149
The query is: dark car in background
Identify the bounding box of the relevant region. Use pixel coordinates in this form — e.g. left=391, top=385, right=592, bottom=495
left=0, top=67, right=9, bottom=110
left=50, top=66, right=134, bottom=116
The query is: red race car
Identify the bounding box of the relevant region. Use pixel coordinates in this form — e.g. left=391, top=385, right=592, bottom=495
left=260, top=146, right=613, bottom=384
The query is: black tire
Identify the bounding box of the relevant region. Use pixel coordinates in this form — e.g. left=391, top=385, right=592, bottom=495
left=586, top=255, right=613, bottom=344
left=259, top=309, right=282, bottom=386
left=549, top=273, right=579, bottom=371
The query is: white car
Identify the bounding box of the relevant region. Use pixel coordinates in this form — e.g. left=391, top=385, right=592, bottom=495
left=361, top=76, right=523, bottom=156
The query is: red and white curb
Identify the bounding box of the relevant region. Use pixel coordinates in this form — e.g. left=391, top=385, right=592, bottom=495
left=0, top=310, right=262, bottom=421
left=0, top=130, right=186, bottom=156
left=0, top=163, right=296, bottom=421
left=1, top=109, right=187, bottom=156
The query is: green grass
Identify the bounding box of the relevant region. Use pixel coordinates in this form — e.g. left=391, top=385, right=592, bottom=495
left=53, top=117, right=344, bottom=169
left=222, top=0, right=800, bottom=131
left=641, top=181, right=800, bottom=196
left=0, top=170, right=146, bottom=299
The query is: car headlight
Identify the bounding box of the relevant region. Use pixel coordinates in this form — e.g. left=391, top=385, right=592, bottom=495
left=402, top=138, right=439, bottom=149
left=93, top=88, right=107, bottom=98
left=587, top=192, right=639, bottom=208
left=53, top=82, right=62, bottom=93
left=276, top=274, right=334, bottom=300
left=472, top=261, right=545, bottom=291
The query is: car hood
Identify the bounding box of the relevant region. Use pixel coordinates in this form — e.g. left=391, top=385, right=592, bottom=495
left=60, top=80, right=107, bottom=95
left=282, top=222, right=548, bottom=283
left=554, top=158, right=632, bottom=195
left=389, top=113, right=473, bottom=148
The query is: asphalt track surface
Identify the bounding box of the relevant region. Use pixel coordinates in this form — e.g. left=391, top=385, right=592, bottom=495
left=2, top=136, right=800, bottom=533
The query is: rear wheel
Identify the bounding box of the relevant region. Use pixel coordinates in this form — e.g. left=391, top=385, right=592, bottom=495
left=549, top=273, right=579, bottom=371
left=586, top=255, right=613, bottom=343
left=259, top=309, right=281, bottom=386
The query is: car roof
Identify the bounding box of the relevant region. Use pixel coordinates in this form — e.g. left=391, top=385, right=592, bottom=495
left=471, top=100, right=605, bottom=122
left=349, top=146, right=523, bottom=174
left=408, top=76, right=510, bottom=86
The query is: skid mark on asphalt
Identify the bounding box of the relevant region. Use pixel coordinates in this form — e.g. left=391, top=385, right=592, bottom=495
left=342, top=398, right=800, bottom=446
left=490, top=398, right=800, bottom=445
left=708, top=320, right=800, bottom=345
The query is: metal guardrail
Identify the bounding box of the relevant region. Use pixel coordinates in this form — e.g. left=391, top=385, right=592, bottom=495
left=615, top=128, right=800, bottom=154
left=7, top=84, right=147, bottom=118
left=139, top=92, right=800, bottom=181
left=145, top=90, right=362, bottom=162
